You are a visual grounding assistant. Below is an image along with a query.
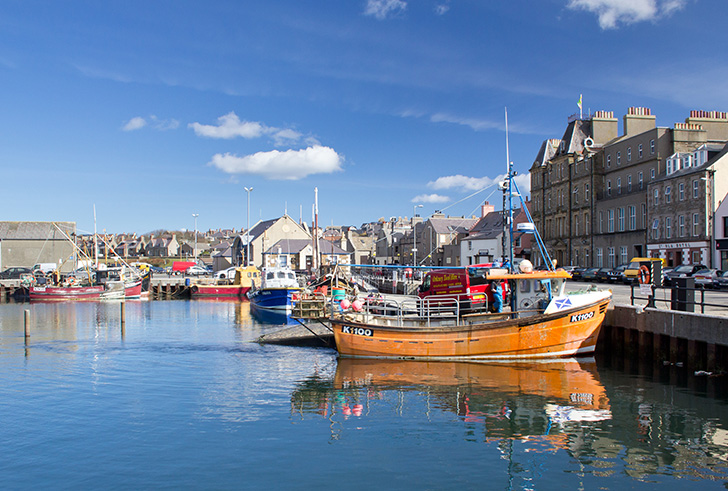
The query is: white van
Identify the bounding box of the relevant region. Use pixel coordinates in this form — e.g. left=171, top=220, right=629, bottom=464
left=32, top=263, right=58, bottom=274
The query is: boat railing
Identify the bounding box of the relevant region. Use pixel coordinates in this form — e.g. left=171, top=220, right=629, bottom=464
left=357, top=294, right=463, bottom=326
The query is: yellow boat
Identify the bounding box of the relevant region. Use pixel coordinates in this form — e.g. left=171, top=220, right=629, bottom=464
left=332, top=269, right=611, bottom=360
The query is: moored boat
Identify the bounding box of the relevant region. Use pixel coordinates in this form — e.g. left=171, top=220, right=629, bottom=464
left=332, top=269, right=611, bottom=360
left=191, top=266, right=260, bottom=299
left=248, top=266, right=302, bottom=311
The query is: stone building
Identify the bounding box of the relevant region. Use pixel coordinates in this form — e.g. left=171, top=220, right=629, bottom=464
left=0, top=221, right=76, bottom=272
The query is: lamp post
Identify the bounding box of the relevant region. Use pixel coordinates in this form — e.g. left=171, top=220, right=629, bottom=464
left=192, top=213, right=199, bottom=262
left=413, top=204, right=422, bottom=267
left=244, top=187, right=253, bottom=267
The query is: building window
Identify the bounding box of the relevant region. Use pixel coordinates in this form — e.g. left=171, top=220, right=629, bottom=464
left=607, top=155, right=611, bottom=168
left=608, top=247, right=616, bottom=268
left=574, top=215, right=580, bottom=236
left=597, top=248, right=603, bottom=267
left=666, top=217, right=672, bottom=239
left=679, top=215, right=685, bottom=237
left=599, top=211, right=603, bottom=233
left=638, top=143, right=643, bottom=159
left=652, top=218, right=660, bottom=240
left=607, top=180, right=612, bottom=196
left=608, top=209, right=614, bottom=233
left=627, top=147, right=632, bottom=161
left=617, top=151, right=621, bottom=165
left=651, top=168, right=655, bottom=180
left=653, top=188, right=659, bottom=206
left=585, top=212, right=589, bottom=235
left=617, top=177, right=622, bottom=194
left=639, top=172, right=643, bottom=190
left=693, top=179, right=699, bottom=198
left=694, top=213, right=700, bottom=236
left=641, top=204, right=646, bottom=229
left=665, top=186, right=671, bottom=203
left=650, top=139, right=655, bottom=154
left=629, top=205, right=636, bottom=230
left=573, top=186, right=578, bottom=205
left=585, top=184, right=590, bottom=201
left=693, top=251, right=701, bottom=264
left=628, top=175, right=632, bottom=192
left=679, top=182, right=685, bottom=201
left=618, top=207, right=625, bottom=232
left=621, top=246, right=628, bottom=265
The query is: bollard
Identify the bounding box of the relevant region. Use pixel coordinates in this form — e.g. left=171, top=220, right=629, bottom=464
left=24, top=309, right=30, bottom=339
left=120, top=302, right=126, bottom=324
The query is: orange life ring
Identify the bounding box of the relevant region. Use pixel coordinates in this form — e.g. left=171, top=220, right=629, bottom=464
left=638, top=265, right=650, bottom=285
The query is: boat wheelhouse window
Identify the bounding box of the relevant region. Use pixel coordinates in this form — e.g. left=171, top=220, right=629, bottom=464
left=288, top=273, right=296, bottom=280
left=267, top=272, right=275, bottom=279
left=519, top=280, right=531, bottom=293
left=277, top=272, right=286, bottom=278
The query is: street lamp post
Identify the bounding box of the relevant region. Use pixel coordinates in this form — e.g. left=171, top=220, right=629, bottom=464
left=192, top=213, right=199, bottom=262
left=244, top=187, right=253, bottom=267
left=413, top=204, right=423, bottom=267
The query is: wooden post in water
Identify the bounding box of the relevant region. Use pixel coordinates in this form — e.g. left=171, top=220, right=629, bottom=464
left=24, top=309, right=30, bottom=341
left=120, top=302, right=126, bottom=324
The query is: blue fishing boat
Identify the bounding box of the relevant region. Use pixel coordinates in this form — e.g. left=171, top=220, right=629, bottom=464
left=247, top=266, right=302, bottom=311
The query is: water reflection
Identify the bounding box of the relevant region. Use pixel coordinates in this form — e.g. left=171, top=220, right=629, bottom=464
left=250, top=303, right=297, bottom=326
left=290, top=358, right=728, bottom=484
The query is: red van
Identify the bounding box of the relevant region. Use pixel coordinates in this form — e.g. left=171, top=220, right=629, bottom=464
left=417, top=266, right=507, bottom=312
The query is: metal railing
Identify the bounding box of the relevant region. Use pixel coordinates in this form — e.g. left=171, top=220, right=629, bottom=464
left=629, top=283, right=728, bottom=314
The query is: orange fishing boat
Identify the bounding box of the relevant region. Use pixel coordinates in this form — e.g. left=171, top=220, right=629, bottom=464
left=332, top=269, right=611, bottom=360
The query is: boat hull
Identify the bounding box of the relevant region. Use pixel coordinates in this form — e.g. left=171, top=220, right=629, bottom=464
left=190, top=284, right=252, bottom=299
left=30, top=285, right=106, bottom=301
left=249, top=288, right=300, bottom=311
left=332, top=296, right=610, bottom=360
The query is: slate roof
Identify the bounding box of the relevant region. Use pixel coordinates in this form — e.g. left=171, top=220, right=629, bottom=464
left=429, top=217, right=477, bottom=235
left=264, top=239, right=349, bottom=255
left=0, top=221, right=75, bottom=240
left=467, top=211, right=505, bottom=239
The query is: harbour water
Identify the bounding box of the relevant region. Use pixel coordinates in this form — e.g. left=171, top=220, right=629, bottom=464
left=1, top=300, right=727, bottom=490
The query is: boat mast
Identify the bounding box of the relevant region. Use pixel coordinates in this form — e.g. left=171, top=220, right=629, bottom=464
left=314, top=187, right=320, bottom=274
left=505, top=108, right=514, bottom=272
left=93, top=204, right=99, bottom=268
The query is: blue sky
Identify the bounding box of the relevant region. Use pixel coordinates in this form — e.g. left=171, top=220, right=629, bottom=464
left=2, top=0, right=726, bottom=235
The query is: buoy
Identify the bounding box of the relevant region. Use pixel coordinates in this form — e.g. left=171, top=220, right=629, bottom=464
left=352, top=299, right=363, bottom=312
left=340, top=298, right=351, bottom=310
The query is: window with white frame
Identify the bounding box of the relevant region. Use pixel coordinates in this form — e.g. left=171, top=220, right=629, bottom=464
left=607, top=154, right=611, bottom=168
left=628, top=175, right=632, bottom=192
left=597, top=248, right=603, bottom=267
left=573, top=186, right=578, bottom=205
left=608, top=209, right=614, bottom=233
left=585, top=183, right=590, bottom=201
left=679, top=215, right=685, bottom=237
left=617, top=151, right=621, bottom=165
left=638, top=143, right=643, bottom=159
left=666, top=217, right=672, bottom=238
left=585, top=248, right=589, bottom=266
left=599, top=211, right=603, bottom=233
left=665, top=186, right=671, bottom=203
left=620, top=246, right=628, bottom=265
left=574, top=215, right=580, bottom=236
left=628, top=147, right=632, bottom=161
left=607, top=180, right=612, bottom=196
left=618, top=207, right=624, bottom=231
left=679, top=182, right=685, bottom=201
left=608, top=247, right=615, bottom=268
left=652, top=218, right=659, bottom=240
left=641, top=204, right=646, bottom=228
left=651, top=168, right=655, bottom=180
left=629, top=205, right=636, bottom=230
left=639, top=171, right=643, bottom=189
left=653, top=188, right=659, bottom=206
left=650, top=139, right=655, bottom=154
left=617, top=177, right=621, bottom=194
left=693, top=179, right=699, bottom=198
left=693, top=213, right=700, bottom=236
left=584, top=212, right=589, bottom=235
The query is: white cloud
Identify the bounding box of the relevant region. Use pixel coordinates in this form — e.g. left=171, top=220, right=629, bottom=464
left=364, top=0, right=407, bottom=19
left=430, top=113, right=502, bottom=132
left=427, top=172, right=532, bottom=196
left=566, top=0, right=686, bottom=29
left=189, top=112, right=302, bottom=146
left=122, top=115, right=179, bottom=132
left=428, top=174, right=501, bottom=192
left=412, top=193, right=450, bottom=204
left=208, top=145, right=343, bottom=180
left=122, top=117, right=147, bottom=131
left=435, top=3, right=450, bottom=15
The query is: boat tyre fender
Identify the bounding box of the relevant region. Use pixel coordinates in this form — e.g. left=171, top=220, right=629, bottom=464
left=639, top=265, right=650, bottom=285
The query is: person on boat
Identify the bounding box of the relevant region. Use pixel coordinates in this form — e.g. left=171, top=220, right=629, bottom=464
left=491, top=281, right=503, bottom=313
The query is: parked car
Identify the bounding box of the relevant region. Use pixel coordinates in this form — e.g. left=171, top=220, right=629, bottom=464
left=612, top=265, right=629, bottom=284
left=715, top=271, right=728, bottom=289
left=185, top=265, right=209, bottom=276
left=581, top=267, right=600, bottom=282
left=663, top=264, right=707, bottom=286
left=569, top=267, right=587, bottom=281
left=215, top=267, right=237, bottom=279
left=0, top=267, right=33, bottom=279
left=595, top=267, right=621, bottom=283
left=693, top=269, right=723, bottom=288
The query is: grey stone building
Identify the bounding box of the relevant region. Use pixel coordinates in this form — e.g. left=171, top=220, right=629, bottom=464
left=0, top=221, right=76, bottom=272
